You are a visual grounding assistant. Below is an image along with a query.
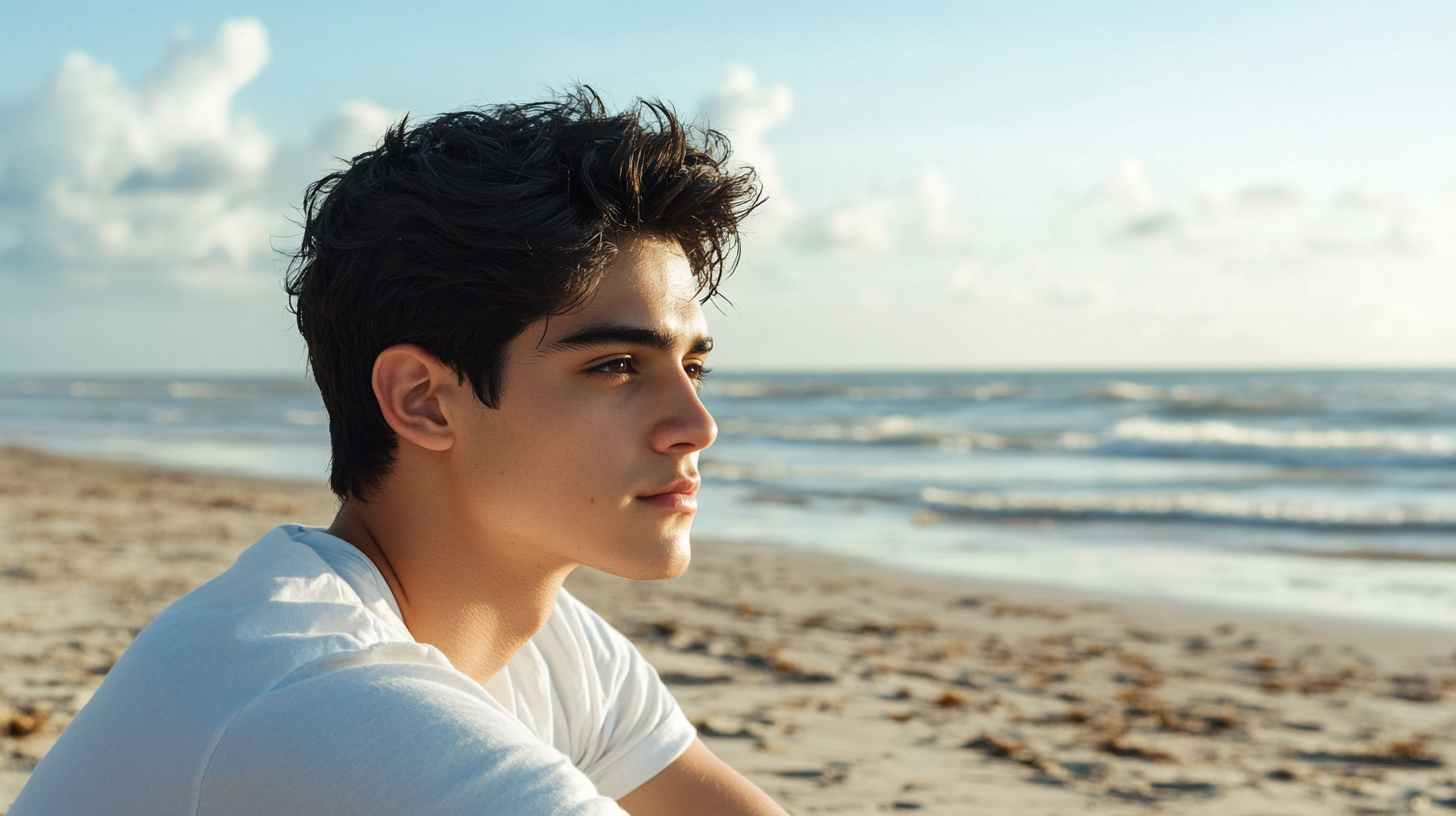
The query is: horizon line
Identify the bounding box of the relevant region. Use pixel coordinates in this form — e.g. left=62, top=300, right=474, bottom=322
left=2, top=363, right=1455, bottom=380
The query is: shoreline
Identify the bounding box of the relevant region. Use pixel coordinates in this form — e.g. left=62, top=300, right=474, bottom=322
left=4, top=445, right=1456, bottom=814
left=7, top=443, right=1455, bottom=636
left=693, top=535, right=1456, bottom=651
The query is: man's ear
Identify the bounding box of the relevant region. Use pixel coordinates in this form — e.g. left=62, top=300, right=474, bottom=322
left=372, top=344, right=459, bottom=453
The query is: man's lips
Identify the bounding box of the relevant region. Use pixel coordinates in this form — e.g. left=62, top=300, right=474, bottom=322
left=637, top=478, right=700, bottom=512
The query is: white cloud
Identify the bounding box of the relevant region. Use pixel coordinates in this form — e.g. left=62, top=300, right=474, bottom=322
left=703, top=67, right=963, bottom=256
left=309, top=100, right=397, bottom=158
left=1075, top=159, right=1456, bottom=265
left=1120, top=210, right=1181, bottom=238
left=268, top=98, right=397, bottom=212
left=795, top=195, right=895, bottom=253
left=1084, top=157, right=1156, bottom=214
left=912, top=168, right=961, bottom=241
left=701, top=66, right=795, bottom=235
left=1332, top=182, right=1390, bottom=211
left=0, top=20, right=273, bottom=288
left=791, top=167, right=965, bottom=254
left=946, top=259, right=981, bottom=294
left=1044, top=279, right=1112, bottom=309
left=1232, top=184, right=1300, bottom=212
left=0, top=19, right=397, bottom=291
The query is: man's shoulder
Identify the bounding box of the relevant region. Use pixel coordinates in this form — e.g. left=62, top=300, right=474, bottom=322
left=10, top=526, right=457, bottom=815
left=139, top=525, right=410, bottom=661
left=60, top=522, right=438, bottom=727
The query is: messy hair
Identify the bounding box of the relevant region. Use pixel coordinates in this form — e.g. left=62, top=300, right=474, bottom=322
left=286, top=88, right=761, bottom=501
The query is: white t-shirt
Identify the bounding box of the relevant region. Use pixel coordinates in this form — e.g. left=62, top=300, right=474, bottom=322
left=12, top=525, right=696, bottom=815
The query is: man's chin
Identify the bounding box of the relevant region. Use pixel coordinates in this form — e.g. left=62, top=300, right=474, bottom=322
left=592, top=534, right=691, bottom=581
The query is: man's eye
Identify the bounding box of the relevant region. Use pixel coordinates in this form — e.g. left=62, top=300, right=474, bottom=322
left=592, top=358, right=635, bottom=375
left=685, top=363, right=713, bottom=387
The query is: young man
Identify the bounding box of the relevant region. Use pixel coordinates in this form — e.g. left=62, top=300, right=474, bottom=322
left=13, top=92, right=787, bottom=815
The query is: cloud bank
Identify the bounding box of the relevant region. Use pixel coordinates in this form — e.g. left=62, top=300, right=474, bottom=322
left=701, top=67, right=964, bottom=256
left=2, top=33, right=1450, bottom=371
left=0, top=19, right=394, bottom=291
left=793, top=168, right=963, bottom=254
left=701, top=65, right=796, bottom=236
left=1077, top=159, right=1454, bottom=267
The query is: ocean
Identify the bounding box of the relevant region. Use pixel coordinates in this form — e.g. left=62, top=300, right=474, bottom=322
left=3, top=370, right=1455, bottom=628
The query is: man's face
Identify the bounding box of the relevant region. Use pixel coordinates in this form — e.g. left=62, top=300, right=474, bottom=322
left=449, top=235, right=716, bottom=580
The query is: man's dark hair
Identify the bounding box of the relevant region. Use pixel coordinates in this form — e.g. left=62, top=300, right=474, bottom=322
left=286, top=89, right=761, bottom=501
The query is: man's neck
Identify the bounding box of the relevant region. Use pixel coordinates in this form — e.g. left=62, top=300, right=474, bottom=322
left=327, top=480, right=573, bottom=684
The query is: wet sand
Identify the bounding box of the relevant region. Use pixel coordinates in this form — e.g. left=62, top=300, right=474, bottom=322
left=3, top=446, right=1455, bottom=814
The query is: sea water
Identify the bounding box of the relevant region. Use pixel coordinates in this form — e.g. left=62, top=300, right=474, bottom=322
left=3, top=371, right=1455, bottom=628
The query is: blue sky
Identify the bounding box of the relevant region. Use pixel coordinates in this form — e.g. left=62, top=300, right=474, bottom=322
left=2, top=1, right=1453, bottom=373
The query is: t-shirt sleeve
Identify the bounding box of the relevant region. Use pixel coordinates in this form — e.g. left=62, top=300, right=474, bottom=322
left=199, top=659, right=630, bottom=816
left=549, top=589, right=698, bottom=799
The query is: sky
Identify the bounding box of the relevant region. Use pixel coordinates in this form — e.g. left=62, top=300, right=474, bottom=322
left=0, top=1, right=1452, bottom=374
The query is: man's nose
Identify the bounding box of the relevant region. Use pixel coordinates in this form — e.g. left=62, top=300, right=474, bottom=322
left=650, top=372, right=718, bottom=454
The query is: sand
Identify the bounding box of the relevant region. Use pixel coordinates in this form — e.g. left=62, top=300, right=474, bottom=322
left=3, top=445, right=1455, bottom=814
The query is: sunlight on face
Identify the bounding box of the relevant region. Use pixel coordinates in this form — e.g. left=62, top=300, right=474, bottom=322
left=448, top=236, right=716, bottom=580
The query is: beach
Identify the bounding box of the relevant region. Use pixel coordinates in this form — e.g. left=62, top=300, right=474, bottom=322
left=3, top=446, right=1455, bottom=814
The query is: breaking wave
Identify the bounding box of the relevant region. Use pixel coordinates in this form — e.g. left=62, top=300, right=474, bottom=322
left=1103, top=417, right=1456, bottom=465
left=718, top=412, right=1456, bottom=468
left=921, top=487, right=1456, bottom=531
left=1085, top=380, right=1309, bottom=414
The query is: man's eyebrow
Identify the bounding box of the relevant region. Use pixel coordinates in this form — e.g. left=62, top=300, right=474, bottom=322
left=543, top=323, right=714, bottom=354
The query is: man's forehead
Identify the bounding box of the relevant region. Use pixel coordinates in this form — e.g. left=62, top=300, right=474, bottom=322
left=541, top=278, right=708, bottom=341
left=582, top=255, right=703, bottom=317
left=531, top=234, right=711, bottom=351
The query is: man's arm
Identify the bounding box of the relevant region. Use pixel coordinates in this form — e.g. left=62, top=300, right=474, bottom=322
left=617, top=739, right=789, bottom=816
